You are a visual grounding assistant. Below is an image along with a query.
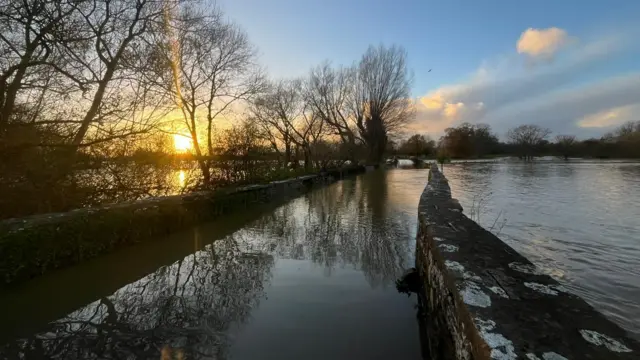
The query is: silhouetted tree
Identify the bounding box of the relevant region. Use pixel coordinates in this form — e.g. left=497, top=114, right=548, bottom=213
left=506, top=124, right=551, bottom=161
left=353, top=45, right=413, bottom=164
left=397, top=134, right=435, bottom=157
left=555, top=135, right=577, bottom=160
left=152, top=3, right=264, bottom=184
left=439, top=122, right=499, bottom=158
left=305, top=62, right=359, bottom=160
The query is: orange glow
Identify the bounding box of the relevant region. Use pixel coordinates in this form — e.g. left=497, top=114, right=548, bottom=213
left=173, top=134, right=193, bottom=152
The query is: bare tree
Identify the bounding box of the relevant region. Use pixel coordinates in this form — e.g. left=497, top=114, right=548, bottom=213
left=250, top=79, right=301, bottom=166
left=295, top=108, right=327, bottom=169
left=555, top=134, right=576, bottom=160
left=353, top=44, right=413, bottom=163
left=0, top=0, right=176, bottom=153
left=65, top=0, right=174, bottom=152
left=155, top=3, right=264, bottom=184
left=506, top=124, right=551, bottom=161
left=0, top=0, right=180, bottom=217
left=251, top=78, right=327, bottom=169
left=0, top=0, right=80, bottom=129
left=305, top=62, right=359, bottom=160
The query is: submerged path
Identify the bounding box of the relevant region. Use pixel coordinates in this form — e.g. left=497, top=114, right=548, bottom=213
left=0, top=169, right=427, bottom=360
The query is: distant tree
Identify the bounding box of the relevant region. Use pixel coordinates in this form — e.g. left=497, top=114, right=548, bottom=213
left=472, top=123, right=500, bottom=156
left=609, top=121, right=640, bottom=158
left=439, top=122, right=499, bottom=158
left=385, top=139, right=398, bottom=155
left=397, top=134, right=435, bottom=157
left=506, top=124, right=551, bottom=161
left=555, top=135, right=577, bottom=160
left=441, top=123, right=474, bottom=158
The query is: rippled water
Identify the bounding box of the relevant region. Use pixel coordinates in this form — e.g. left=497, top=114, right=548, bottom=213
left=444, top=160, right=640, bottom=340
left=0, top=169, right=427, bottom=359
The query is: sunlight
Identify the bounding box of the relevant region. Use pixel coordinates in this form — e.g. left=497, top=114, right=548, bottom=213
left=178, top=170, right=186, bottom=187
left=173, top=134, right=193, bottom=152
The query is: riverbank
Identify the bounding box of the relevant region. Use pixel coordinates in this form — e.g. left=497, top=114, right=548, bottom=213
left=416, top=163, right=639, bottom=359
left=0, top=166, right=368, bottom=289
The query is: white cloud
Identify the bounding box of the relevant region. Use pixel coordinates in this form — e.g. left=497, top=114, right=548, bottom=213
left=577, top=105, right=640, bottom=128
left=517, top=27, right=572, bottom=59
left=410, top=29, right=637, bottom=138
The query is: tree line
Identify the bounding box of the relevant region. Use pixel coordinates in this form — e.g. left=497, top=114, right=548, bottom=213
left=2, top=0, right=636, bottom=219
left=0, top=0, right=413, bottom=218
left=390, top=121, right=640, bottom=160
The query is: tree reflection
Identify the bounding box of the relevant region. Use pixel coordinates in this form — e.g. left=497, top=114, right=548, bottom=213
left=0, top=238, right=273, bottom=359
left=0, top=171, right=416, bottom=358
left=236, top=170, right=413, bottom=288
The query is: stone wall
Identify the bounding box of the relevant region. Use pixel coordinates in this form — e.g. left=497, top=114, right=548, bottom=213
left=416, top=164, right=639, bottom=360
left=0, top=166, right=367, bottom=289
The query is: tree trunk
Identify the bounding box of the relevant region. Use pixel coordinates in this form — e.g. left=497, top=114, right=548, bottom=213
left=304, top=147, right=311, bottom=170
left=284, top=140, right=291, bottom=167
left=189, top=127, right=211, bottom=185
left=365, top=117, right=386, bottom=165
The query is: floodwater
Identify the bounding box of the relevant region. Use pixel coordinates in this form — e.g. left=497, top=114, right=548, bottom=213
left=444, top=160, right=640, bottom=340
left=0, top=169, right=427, bottom=359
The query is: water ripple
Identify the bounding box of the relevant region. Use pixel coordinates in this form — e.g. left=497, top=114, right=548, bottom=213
left=446, top=161, right=640, bottom=340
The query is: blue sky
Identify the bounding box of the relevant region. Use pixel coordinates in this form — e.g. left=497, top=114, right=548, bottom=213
left=218, top=0, right=640, bottom=139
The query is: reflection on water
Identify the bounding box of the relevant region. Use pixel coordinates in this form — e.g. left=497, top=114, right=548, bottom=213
left=0, top=169, right=427, bottom=359
left=0, top=238, right=273, bottom=359
left=445, top=161, right=640, bottom=340
left=178, top=169, right=186, bottom=188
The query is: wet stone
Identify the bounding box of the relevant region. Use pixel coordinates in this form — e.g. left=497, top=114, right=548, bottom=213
left=414, top=164, right=640, bottom=360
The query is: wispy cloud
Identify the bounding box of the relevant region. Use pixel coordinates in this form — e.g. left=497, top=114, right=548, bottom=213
left=411, top=27, right=639, bottom=139
left=492, top=73, right=640, bottom=135
left=578, top=104, right=640, bottom=128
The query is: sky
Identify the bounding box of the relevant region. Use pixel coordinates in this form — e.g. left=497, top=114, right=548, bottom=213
left=217, top=0, right=640, bottom=139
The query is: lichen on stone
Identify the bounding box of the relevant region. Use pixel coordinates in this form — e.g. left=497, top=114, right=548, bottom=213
left=475, top=318, right=516, bottom=359
left=526, top=353, right=569, bottom=360
left=524, top=282, right=565, bottom=296
left=461, top=282, right=491, bottom=308
left=445, top=260, right=465, bottom=273
left=438, top=244, right=459, bottom=252
left=489, top=286, right=509, bottom=299
left=579, top=329, right=632, bottom=353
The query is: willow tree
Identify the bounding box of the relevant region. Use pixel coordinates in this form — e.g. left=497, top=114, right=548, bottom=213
left=353, top=44, right=413, bottom=164
left=157, top=3, right=264, bottom=184
left=305, top=46, right=413, bottom=164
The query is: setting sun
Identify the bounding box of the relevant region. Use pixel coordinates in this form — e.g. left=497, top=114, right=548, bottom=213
left=173, top=134, right=193, bottom=152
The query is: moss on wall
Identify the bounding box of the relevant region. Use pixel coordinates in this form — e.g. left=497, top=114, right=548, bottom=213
left=0, top=166, right=365, bottom=288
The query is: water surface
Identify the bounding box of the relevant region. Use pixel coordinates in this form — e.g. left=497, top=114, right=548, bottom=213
left=444, top=160, right=640, bottom=340
left=0, top=169, right=427, bottom=359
